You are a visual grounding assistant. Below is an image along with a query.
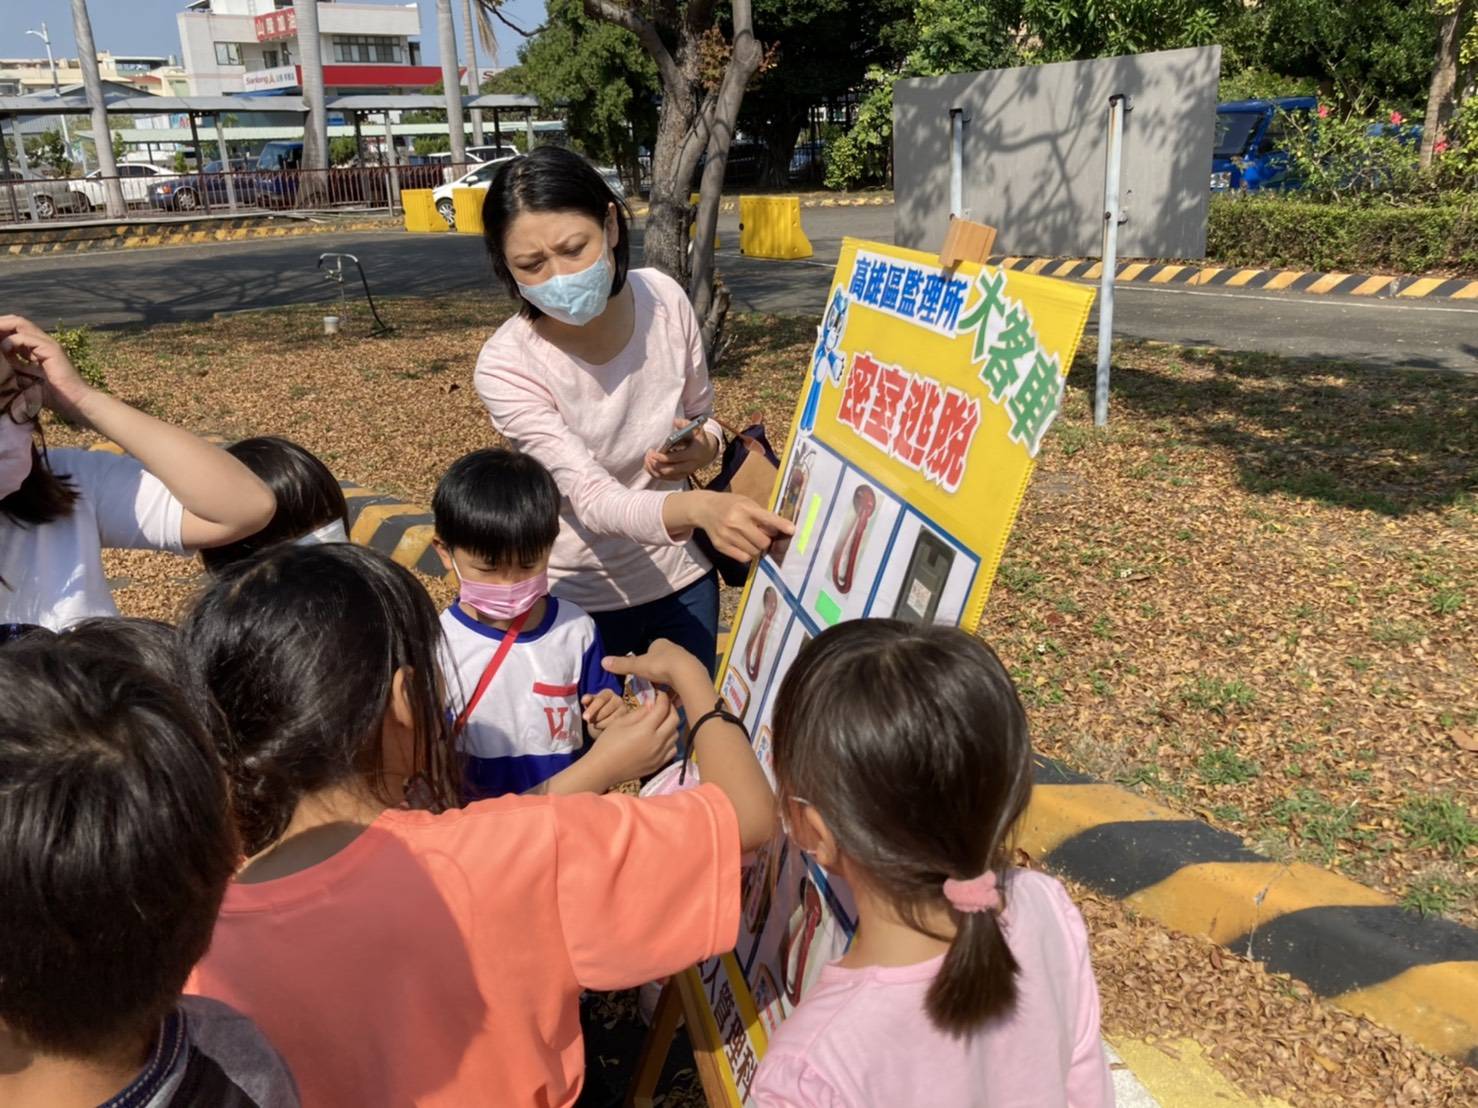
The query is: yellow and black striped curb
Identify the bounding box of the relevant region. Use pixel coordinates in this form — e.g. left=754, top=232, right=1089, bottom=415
left=993, top=255, right=1478, bottom=300
left=2, top=216, right=399, bottom=258
left=339, top=480, right=448, bottom=579
left=626, top=193, right=894, bottom=218
left=1023, top=757, right=1478, bottom=1067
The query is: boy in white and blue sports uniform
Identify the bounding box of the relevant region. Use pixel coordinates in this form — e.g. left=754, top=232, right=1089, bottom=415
left=433, top=449, right=624, bottom=797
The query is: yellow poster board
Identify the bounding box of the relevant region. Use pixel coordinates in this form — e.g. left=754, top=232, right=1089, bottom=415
left=683, top=237, right=1095, bottom=1105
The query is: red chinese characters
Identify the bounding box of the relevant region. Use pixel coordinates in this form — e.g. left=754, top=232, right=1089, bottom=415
left=839, top=352, right=980, bottom=493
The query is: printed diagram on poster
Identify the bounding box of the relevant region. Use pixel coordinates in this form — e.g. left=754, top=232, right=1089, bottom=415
left=677, top=238, right=1095, bottom=1107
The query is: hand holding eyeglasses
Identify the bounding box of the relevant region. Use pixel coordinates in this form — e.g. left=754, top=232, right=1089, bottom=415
left=0, top=315, right=92, bottom=426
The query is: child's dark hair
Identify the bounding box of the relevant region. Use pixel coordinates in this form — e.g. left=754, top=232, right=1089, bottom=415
left=1, top=442, right=78, bottom=528
left=433, top=448, right=560, bottom=567
left=182, top=542, right=459, bottom=856
left=481, top=146, right=631, bottom=319
left=199, top=436, right=347, bottom=574
left=771, top=620, right=1033, bottom=1036
left=0, top=619, right=237, bottom=1056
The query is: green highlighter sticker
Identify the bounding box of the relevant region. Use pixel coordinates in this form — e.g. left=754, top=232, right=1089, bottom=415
left=796, top=493, right=824, bottom=555
left=815, top=590, right=842, bottom=626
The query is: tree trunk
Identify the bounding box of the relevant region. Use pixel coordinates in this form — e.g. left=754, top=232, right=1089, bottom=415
left=689, top=0, right=764, bottom=361
left=585, top=0, right=762, bottom=364
left=70, top=0, right=123, bottom=218
left=438, top=0, right=468, bottom=166
left=462, top=0, right=485, bottom=144
left=296, top=1, right=329, bottom=172
left=1420, top=2, right=1465, bottom=170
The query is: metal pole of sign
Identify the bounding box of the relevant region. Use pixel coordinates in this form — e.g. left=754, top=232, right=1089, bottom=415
left=213, top=115, right=239, bottom=212
left=1094, top=93, right=1129, bottom=428
left=948, top=108, right=966, bottom=220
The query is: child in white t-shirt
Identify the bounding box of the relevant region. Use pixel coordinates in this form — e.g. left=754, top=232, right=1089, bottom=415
left=433, top=449, right=671, bottom=797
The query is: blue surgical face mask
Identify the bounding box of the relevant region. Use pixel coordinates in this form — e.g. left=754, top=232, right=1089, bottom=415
left=517, top=250, right=612, bottom=326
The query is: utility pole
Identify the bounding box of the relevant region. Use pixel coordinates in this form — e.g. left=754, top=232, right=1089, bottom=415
left=70, top=0, right=123, bottom=217
left=24, top=24, right=76, bottom=172
left=437, top=0, right=466, bottom=166
left=295, top=0, right=329, bottom=173
left=462, top=0, right=484, bottom=145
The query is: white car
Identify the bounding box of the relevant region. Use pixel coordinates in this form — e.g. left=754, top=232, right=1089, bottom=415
left=433, top=157, right=515, bottom=227
left=76, top=163, right=176, bottom=209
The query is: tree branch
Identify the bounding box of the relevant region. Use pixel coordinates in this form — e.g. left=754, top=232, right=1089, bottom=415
left=584, top=0, right=683, bottom=93
left=476, top=1, right=538, bottom=42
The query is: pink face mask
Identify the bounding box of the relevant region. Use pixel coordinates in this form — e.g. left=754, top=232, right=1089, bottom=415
left=0, top=419, right=34, bottom=500
left=455, top=562, right=549, bottom=621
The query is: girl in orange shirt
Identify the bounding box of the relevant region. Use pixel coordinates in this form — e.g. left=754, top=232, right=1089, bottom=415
left=183, top=542, right=773, bottom=1107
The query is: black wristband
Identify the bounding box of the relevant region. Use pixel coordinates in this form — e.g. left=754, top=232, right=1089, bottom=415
left=681, top=699, right=747, bottom=784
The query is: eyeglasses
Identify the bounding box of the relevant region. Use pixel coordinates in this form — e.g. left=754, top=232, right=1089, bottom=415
left=1, top=372, right=43, bottom=425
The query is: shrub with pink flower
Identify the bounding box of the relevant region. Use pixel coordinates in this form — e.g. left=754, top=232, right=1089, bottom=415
left=1317, top=104, right=1329, bottom=119
left=1390, top=111, right=1404, bottom=126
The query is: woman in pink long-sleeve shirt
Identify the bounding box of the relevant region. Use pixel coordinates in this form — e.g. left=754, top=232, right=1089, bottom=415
left=474, top=148, right=792, bottom=670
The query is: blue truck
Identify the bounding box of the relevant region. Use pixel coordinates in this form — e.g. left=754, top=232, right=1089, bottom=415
left=1210, top=97, right=1318, bottom=193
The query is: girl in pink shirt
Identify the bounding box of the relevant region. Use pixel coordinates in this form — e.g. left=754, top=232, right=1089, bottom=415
left=475, top=147, right=792, bottom=670
left=181, top=542, right=775, bottom=1107
left=752, top=621, right=1113, bottom=1108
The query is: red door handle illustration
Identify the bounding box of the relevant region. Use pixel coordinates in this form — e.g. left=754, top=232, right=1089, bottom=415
left=830, top=485, right=877, bottom=594
left=745, top=587, right=780, bottom=680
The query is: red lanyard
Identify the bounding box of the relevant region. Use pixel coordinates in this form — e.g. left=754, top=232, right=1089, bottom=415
left=452, top=606, right=531, bottom=737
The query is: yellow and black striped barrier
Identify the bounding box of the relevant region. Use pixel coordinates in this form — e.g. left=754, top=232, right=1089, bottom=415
left=1023, top=757, right=1478, bottom=1067
left=341, top=480, right=447, bottom=579
left=3, top=214, right=398, bottom=258
left=992, top=256, right=1478, bottom=300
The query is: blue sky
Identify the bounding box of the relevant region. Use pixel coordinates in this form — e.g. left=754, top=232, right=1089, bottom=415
left=5, top=1, right=546, bottom=70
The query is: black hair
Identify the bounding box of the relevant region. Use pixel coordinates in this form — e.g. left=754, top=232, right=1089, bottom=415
left=199, top=436, right=347, bottom=574
left=1, top=441, right=78, bottom=528
left=182, top=542, right=459, bottom=856
left=481, top=146, right=631, bottom=320
left=432, top=448, right=560, bottom=569
left=770, top=620, right=1034, bottom=1037
left=0, top=619, right=237, bottom=1056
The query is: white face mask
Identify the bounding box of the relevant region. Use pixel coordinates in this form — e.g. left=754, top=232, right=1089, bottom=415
left=294, top=519, right=349, bottom=545
left=516, top=250, right=613, bottom=326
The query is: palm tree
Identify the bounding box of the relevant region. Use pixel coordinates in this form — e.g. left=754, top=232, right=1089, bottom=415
left=462, top=0, right=484, bottom=145
left=438, top=0, right=467, bottom=166
left=296, top=0, right=329, bottom=173
left=70, top=0, right=123, bottom=217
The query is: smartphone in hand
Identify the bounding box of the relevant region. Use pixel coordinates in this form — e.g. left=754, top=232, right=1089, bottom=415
left=662, top=418, right=706, bottom=453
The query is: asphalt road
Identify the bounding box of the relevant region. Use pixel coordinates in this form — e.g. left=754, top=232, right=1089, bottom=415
left=2, top=205, right=1474, bottom=372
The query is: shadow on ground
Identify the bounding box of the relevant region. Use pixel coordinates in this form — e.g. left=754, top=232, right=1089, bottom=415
left=1074, top=345, right=1478, bottom=516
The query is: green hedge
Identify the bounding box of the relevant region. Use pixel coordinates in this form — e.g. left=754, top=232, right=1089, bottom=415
left=1206, top=198, right=1478, bottom=276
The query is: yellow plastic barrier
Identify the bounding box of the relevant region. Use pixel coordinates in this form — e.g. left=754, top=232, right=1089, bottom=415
left=738, top=195, right=812, bottom=260
left=400, top=189, right=445, bottom=234
left=453, top=187, right=485, bottom=235
left=688, top=192, right=719, bottom=248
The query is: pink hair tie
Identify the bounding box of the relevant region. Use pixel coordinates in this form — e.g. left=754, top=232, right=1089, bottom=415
left=943, top=872, right=1001, bottom=914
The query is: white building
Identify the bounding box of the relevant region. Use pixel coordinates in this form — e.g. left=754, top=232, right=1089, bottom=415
left=177, top=0, right=439, bottom=97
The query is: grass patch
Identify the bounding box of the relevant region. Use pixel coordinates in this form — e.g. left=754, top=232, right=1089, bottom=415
left=1399, top=796, right=1478, bottom=860
left=1196, top=746, right=1261, bottom=786
left=1181, top=677, right=1258, bottom=715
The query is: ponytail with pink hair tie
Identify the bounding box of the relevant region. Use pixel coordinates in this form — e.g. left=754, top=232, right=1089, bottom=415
left=943, top=871, right=1001, bottom=914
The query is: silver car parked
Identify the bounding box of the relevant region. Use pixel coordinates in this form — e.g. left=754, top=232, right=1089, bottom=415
left=0, top=168, right=88, bottom=221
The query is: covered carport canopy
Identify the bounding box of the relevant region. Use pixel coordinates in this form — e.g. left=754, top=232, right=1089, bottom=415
left=0, top=90, right=540, bottom=174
